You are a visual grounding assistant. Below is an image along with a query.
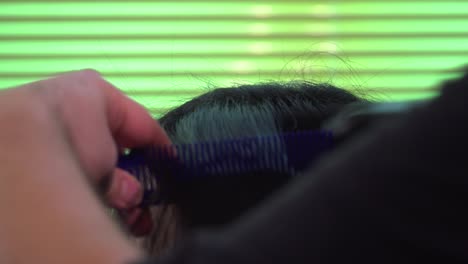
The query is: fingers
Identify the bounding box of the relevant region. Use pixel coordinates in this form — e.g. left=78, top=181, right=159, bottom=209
left=119, top=208, right=154, bottom=237
left=106, top=168, right=154, bottom=237
left=96, top=72, right=172, bottom=148
left=74, top=70, right=163, bottom=237
left=106, top=168, right=143, bottom=209
left=47, top=69, right=164, bottom=237
left=53, top=69, right=171, bottom=148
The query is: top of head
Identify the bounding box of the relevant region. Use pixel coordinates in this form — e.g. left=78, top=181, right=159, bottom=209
left=157, top=81, right=364, bottom=228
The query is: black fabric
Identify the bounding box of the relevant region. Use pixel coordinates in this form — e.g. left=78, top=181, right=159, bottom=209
left=138, top=72, right=468, bottom=264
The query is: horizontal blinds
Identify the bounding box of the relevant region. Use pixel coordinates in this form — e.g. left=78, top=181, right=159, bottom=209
left=1, top=1, right=467, bottom=117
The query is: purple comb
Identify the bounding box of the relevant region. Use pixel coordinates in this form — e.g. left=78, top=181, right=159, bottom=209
left=117, top=130, right=334, bottom=206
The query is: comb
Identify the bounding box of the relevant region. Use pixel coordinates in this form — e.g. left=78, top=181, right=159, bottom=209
left=117, top=130, right=334, bottom=206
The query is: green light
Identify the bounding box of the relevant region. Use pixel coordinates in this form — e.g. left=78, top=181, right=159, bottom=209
left=0, top=1, right=467, bottom=116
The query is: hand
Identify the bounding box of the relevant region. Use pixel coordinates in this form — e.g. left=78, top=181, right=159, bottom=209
left=1, top=69, right=170, bottom=236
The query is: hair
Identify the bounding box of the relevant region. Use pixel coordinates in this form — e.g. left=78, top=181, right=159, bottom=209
left=141, top=81, right=366, bottom=255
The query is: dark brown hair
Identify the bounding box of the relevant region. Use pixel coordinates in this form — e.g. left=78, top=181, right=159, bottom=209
left=142, top=81, right=365, bottom=255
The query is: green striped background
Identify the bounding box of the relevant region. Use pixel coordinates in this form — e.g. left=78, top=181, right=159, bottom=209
left=1, top=0, right=467, bottom=117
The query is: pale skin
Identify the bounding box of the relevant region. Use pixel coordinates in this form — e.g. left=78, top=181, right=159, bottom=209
left=0, top=69, right=171, bottom=263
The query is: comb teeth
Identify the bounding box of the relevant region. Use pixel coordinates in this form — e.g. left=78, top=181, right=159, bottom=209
left=117, top=149, right=161, bottom=206
left=167, top=133, right=292, bottom=180
left=117, top=130, right=333, bottom=206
